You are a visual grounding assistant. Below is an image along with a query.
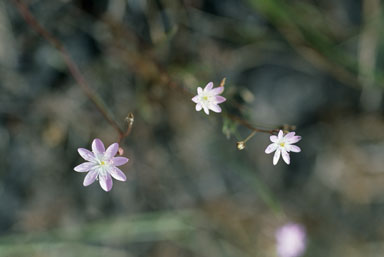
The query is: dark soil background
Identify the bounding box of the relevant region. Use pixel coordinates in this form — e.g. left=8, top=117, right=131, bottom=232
left=1, top=0, right=384, bottom=256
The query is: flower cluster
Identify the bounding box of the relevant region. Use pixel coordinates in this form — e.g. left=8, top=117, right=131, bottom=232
left=74, top=138, right=129, bottom=192
left=75, top=81, right=303, bottom=191
left=192, top=81, right=302, bottom=165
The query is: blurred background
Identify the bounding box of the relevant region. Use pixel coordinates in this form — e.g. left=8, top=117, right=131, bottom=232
left=1, top=0, right=384, bottom=256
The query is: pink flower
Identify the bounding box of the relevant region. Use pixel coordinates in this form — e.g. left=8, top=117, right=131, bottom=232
left=74, top=138, right=129, bottom=192
left=265, top=130, right=301, bottom=165
left=276, top=223, right=306, bottom=257
left=192, top=82, right=226, bottom=115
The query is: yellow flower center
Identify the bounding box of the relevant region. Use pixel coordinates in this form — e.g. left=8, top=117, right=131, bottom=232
left=100, top=161, right=106, bottom=165
left=202, top=96, right=208, bottom=101
left=279, top=142, right=285, bottom=147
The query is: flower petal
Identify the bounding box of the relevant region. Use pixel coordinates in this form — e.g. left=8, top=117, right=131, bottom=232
left=210, top=86, right=224, bottom=95
left=278, top=130, right=284, bottom=139
left=192, top=95, right=200, bottom=103
left=74, top=162, right=96, bottom=172
left=105, top=143, right=119, bottom=159
left=287, top=136, right=302, bottom=144
left=270, top=135, right=278, bottom=142
left=78, top=148, right=95, bottom=162
left=285, top=132, right=296, bottom=138
left=83, top=169, right=98, bottom=186
left=109, top=167, right=127, bottom=181
left=287, top=145, right=301, bottom=152
left=215, top=96, right=226, bottom=104
left=99, top=172, right=113, bottom=191
left=273, top=148, right=281, bottom=165
left=204, top=82, right=213, bottom=91
left=265, top=143, right=278, bottom=154
left=197, top=87, right=203, bottom=94
left=203, top=107, right=210, bottom=115
left=92, top=138, right=105, bottom=155
left=281, top=149, right=290, bottom=165
left=209, top=104, right=222, bottom=113
left=112, top=157, right=129, bottom=166
left=195, top=103, right=202, bottom=111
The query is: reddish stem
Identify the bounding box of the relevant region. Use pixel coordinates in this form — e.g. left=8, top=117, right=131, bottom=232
left=12, top=0, right=124, bottom=137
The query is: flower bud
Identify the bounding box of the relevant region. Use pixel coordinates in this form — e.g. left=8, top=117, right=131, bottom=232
left=237, top=141, right=245, bottom=150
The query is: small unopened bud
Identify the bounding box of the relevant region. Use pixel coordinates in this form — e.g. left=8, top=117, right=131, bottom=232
left=220, top=77, right=226, bottom=87
left=118, top=147, right=124, bottom=156
left=237, top=141, right=245, bottom=150
left=125, top=113, right=134, bottom=125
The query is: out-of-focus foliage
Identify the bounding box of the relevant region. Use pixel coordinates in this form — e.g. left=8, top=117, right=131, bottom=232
left=1, top=0, right=384, bottom=256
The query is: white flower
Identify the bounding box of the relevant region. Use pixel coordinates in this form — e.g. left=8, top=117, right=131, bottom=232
left=74, top=138, right=129, bottom=191
left=265, top=130, right=301, bottom=165
left=192, top=82, right=226, bottom=115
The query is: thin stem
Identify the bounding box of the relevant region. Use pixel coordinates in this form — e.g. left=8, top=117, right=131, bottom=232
left=12, top=0, right=124, bottom=137
left=226, top=114, right=279, bottom=134
left=243, top=130, right=257, bottom=143
left=359, top=0, right=381, bottom=110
